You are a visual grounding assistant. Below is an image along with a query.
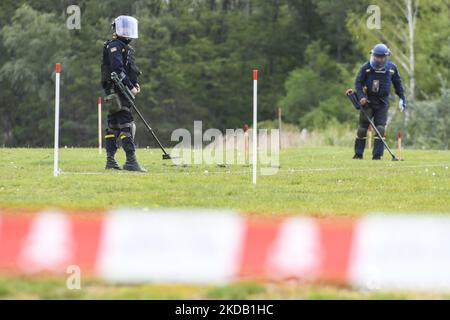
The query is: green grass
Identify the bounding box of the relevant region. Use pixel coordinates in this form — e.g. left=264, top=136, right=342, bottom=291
left=1, top=276, right=449, bottom=300
left=0, top=146, right=449, bottom=299
left=0, top=146, right=448, bottom=214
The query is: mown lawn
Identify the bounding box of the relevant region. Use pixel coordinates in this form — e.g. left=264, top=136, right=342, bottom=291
left=0, top=147, right=449, bottom=214
left=1, top=276, right=450, bottom=300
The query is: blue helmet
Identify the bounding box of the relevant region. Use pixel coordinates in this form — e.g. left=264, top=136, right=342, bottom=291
left=371, top=43, right=391, bottom=56
left=370, top=43, right=391, bottom=70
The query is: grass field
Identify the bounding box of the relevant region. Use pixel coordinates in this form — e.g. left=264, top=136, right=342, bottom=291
left=2, top=276, right=450, bottom=300
left=0, top=146, right=449, bottom=299
left=1, top=146, right=449, bottom=213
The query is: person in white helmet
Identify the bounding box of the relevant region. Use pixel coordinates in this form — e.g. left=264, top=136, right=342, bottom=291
left=101, top=15, right=146, bottom=172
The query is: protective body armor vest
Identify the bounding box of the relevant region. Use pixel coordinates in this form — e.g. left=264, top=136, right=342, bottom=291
left=101, top=38, right=141, bottom=90
left=362, top=62, right=395, bottom=98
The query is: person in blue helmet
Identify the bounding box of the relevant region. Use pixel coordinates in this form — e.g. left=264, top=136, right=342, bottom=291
left=353, top=43, right=406, bottom=160
left=101, top=15, right=146, bottom=172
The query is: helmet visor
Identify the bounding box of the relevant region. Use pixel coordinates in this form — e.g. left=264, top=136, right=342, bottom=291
left=370, top=54, right=388, bottom=70
left=115, top=16, right=138, bottom=39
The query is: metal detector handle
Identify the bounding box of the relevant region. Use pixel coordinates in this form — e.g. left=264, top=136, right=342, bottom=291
left=346, top=89, right=361, bottom=110
left=111, top=72, right=154, bottom=132
left=111, top=72, right=135, bottom=105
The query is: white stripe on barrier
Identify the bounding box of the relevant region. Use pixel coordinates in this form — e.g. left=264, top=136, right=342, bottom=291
left=18, top=210, right=73, bottom=274
left=349, top=214, right=450, bottom=291
left=265, top=217, right=320, bottom=279
left=96, top=209, right=244, bottom=283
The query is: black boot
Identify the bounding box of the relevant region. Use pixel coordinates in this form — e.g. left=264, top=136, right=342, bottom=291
left=105, top=153, right=121, bottom=170
left=354, top=138, right=366, bottom=160
left=123, top=152, right=146, bottom=172
left=105, top=133, right=121, bottom=170
left=121, top=134, right=146, bottom=172
left=373, top=137, right=385, bottom=160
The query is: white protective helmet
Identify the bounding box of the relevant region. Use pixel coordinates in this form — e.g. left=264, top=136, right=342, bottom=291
left=113, top=15, right=138, bottom=39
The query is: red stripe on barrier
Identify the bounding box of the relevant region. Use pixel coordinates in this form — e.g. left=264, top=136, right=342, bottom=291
left=71, top=217, right=103, bottom=272
left=238, top=218, right=281, bottom=278
left=318, top=220, right=355, bottom=283
left=0, top=216, right=32, bottom=270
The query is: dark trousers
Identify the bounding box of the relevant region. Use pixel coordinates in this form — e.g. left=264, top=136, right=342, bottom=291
left=354, top=103, right=388, bottom=158
left=105, top=109, right=136, bottom=156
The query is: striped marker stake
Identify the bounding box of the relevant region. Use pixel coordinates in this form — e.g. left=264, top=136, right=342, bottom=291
left=252, top=69, right=258, bottom=185
left=98, top=97, right=102, bottom=154
left=278, top=107, right=282, bottom=150
left=367, top=125, right=372, bottom=150
left=53, top=63, right=61, bottom=177
left=397, top=130, right=403, bottom=160
left=244, top=124, right=249, bottom=164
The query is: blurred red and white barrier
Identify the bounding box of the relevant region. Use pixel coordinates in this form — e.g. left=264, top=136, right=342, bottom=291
left=0, top=208, right=450, bottom=291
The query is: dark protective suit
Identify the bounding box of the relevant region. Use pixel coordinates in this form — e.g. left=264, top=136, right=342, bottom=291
left=354, top=61, right=406, bottom=158
left=101, top=37, right=141, bottom=162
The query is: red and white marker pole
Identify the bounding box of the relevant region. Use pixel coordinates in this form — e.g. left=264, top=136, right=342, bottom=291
left=53, top=63, right=61, bottom=177
left=252, top=69, right=258, bottom=185
left=98, top=97, right=102, bottom=154
left=367, top=125, right=372, bottom=150
left=244, top=124, right=249, bottom=164
left=278, top=107, right=282, bottom=150
left=397, top=130, right=402, bottom=160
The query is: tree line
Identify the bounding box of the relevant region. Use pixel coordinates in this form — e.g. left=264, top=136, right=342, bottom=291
left=0, top=0, right=448, bottom=149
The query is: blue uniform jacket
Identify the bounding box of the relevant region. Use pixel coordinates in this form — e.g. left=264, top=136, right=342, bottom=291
left=355, top=61, right=406, bottom=106
left=103, top=38, right=135, bottom=90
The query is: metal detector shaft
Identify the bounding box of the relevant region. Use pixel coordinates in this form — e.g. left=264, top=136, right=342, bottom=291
left=111, top=72, right=172, bottom=159
left=359, top=105, right=397, bottom=160
left=346, top=89, right=398, bottom=161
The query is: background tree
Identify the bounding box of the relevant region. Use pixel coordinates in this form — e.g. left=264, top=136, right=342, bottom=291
left=0, top=0, right=447, bottom=149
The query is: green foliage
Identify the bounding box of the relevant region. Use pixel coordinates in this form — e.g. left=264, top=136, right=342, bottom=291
left=205, top=282, right=266, bottom=299
left=282, top=67, right=322, bottom=120
left=414, top=0, right=450, bottom=96
left=346, top=0, right=450, bottom=99
left=406, top=88, right=450, bottom=150
left=0, top=5, right=71, bottom=146
left=280, top=41, right=356, bottom=129
left=1, top=276, right=449, bottom=299
left=0, top=0, right=361, bottom=147
left=0, top=0, right=447, bottom=149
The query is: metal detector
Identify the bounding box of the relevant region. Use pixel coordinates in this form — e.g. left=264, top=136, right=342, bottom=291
left=111, top=72, right=174, bottom=160
left=346, top=88, right=399, bottom=161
